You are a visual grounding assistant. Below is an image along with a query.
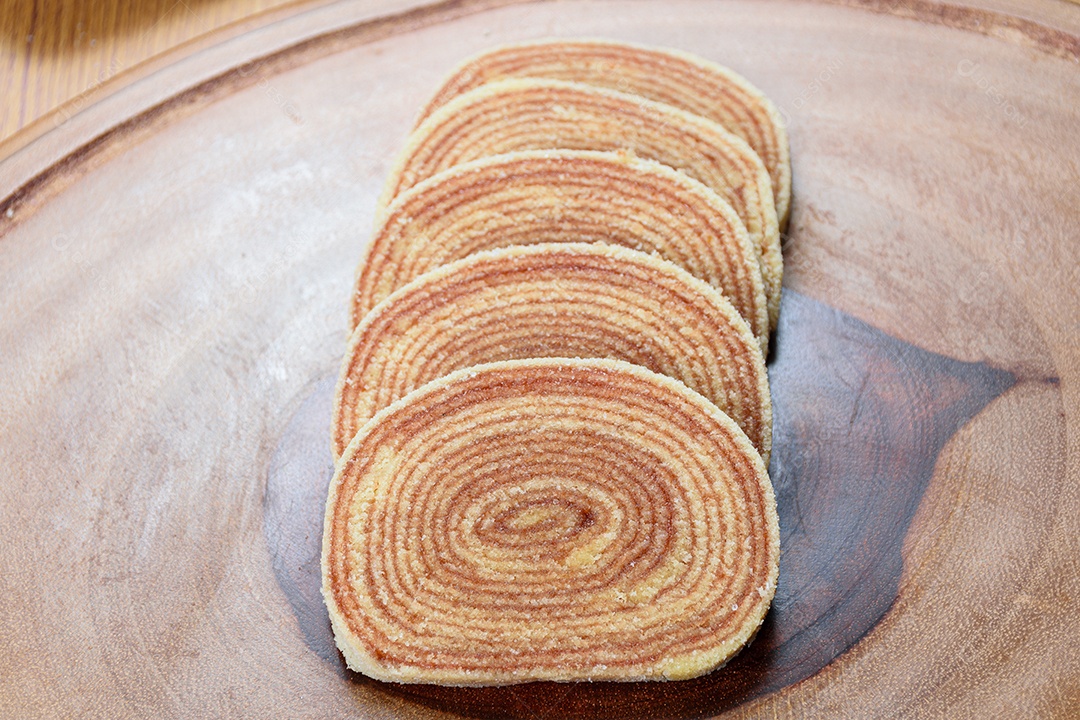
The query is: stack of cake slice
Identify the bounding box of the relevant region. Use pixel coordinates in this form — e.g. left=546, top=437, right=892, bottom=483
left=323, top=39, right=788, bottom=687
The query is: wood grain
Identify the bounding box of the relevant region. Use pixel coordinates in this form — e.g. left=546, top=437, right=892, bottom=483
left=0, top=0, right=301, bottom=141
left=0, top=0, right=1078, bottom=718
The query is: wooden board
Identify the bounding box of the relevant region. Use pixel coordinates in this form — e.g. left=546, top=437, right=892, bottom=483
left=1, top=1, right=1078, bottom=717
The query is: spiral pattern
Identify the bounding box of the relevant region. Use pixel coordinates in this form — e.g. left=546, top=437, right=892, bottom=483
left=381, top=78, right=782, bottom=332
left=354, top=149, right=768, bottom=349
left=415, top=39, right=791, bottom=229
left=323, top=358, right=779, bottom=685
left=334, top=243, right=771, bottom=463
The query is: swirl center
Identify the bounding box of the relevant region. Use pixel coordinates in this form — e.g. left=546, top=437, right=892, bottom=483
left=486, top=496, right=595, bottom=546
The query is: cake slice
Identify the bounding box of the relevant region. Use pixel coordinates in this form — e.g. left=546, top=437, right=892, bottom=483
left=354, top=149, right=768, bottom=350
left=417, top=39, right=791, bottom=229
left=323, top=358, right=780, bottom=685
left=334, top=243, right=771, bottom=464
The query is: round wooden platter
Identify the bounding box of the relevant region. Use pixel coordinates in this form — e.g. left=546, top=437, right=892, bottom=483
left=2, top=0, right=1079, bottom=717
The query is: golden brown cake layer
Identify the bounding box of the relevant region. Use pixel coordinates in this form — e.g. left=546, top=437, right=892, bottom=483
left=417, top=39, right=791, bottom=229
left=354, top=149, right=768, bottom=350
left=334, top=243, right=771, bottom=464
left=323, top=358, right=780, bottom=685
left=382, top=78, right=782, bottom=332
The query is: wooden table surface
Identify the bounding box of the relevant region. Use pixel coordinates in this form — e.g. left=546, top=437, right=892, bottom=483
left=0, top=0, right=300, bottom=142
left=3, top=0, right=1078, bottom=144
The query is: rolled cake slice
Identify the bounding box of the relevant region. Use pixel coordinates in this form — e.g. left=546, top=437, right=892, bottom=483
left=382, top=78, right=782, bottom=331
left=333, top=242, right=771, bottom=464
left=353, top=149, right=768, bottom=351
left=417, top=39, right=791, bottom=229
left=323, top=357, right=780, bottom=685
